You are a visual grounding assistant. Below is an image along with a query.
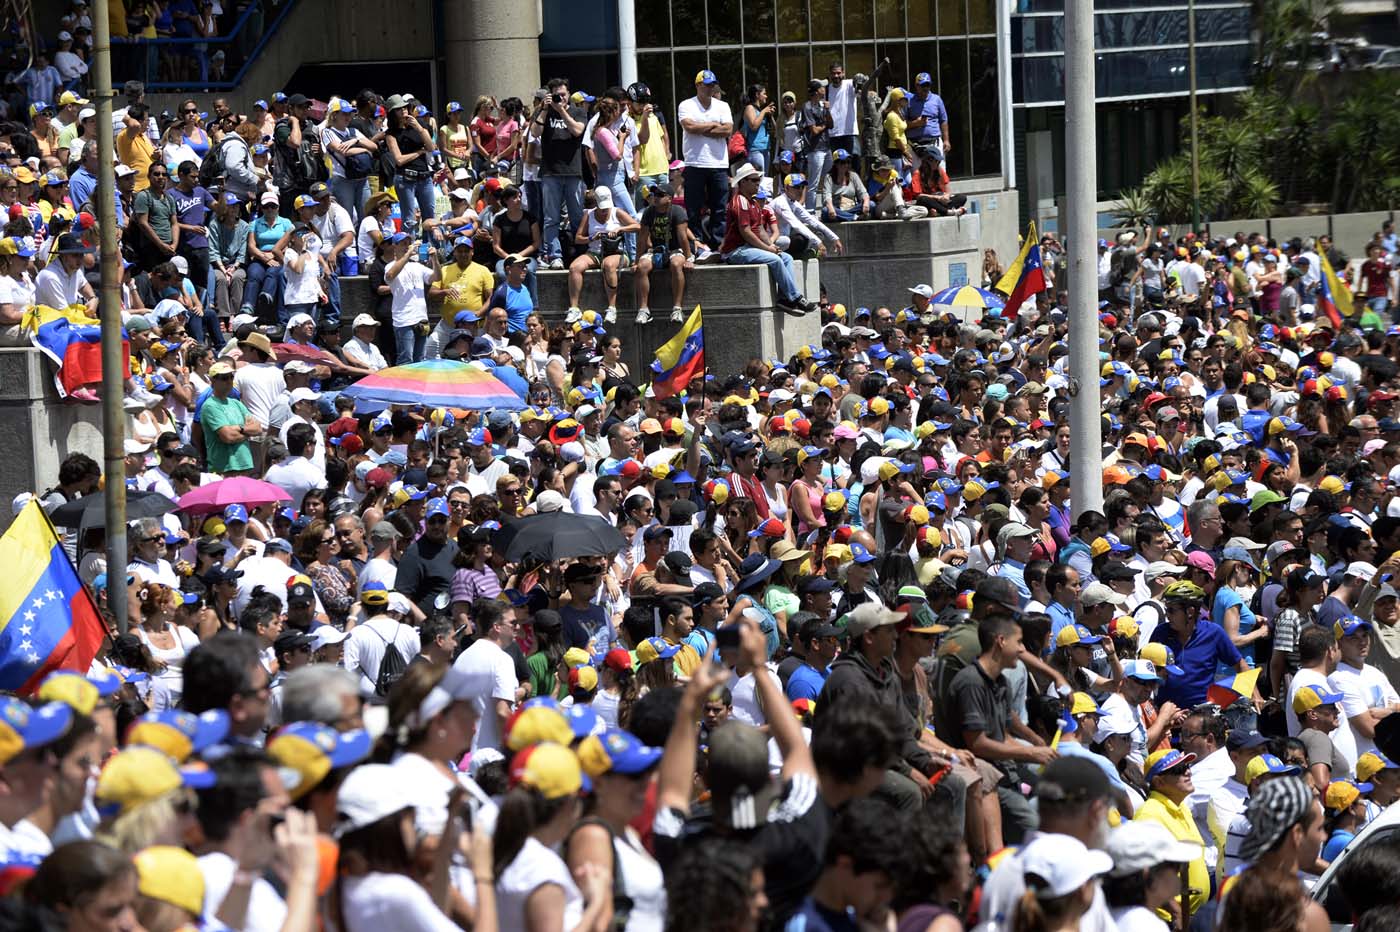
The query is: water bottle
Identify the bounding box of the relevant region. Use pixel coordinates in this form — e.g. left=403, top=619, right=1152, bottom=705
left=389, top=199, right=403, bottom=233
left=418, top=242, right=429, bottom=263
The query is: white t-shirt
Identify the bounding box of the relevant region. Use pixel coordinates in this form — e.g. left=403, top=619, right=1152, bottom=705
left=343, top=615, right=422, bottom=695
left=677, top=96, right=732, bottom=169
left=264, top=456, right=327, bottom=512
left=827, top=79, right=856, bottom=136
left=34, top=264, right=85, bottom=309
left=359, top=556, right=398, bottom=594
left=1289, top=666, right=1359, bottom=773
left=1111, top=905, right=1170, bottom=932
left=199, top=850, right=287, bottom=932
left=357, top=216, right=382, bottom=261
left=233, top=362, right=286, bottom=425
left=389, top=261, right=432, bottom=327
left=340, top=871, right=460, bottom=932
left=1331, top=661, right=1400, bottom=759
left=497, top=836, right=584, bottom=932
left=281, top=246, right=324, bottom=305
left=313, top=202, right=356, bottom=258
left=451, top=638, right=519, bottom=752
left=344, top=336, right=388, bottom=371
left=0, top=272, right=35, bottom=313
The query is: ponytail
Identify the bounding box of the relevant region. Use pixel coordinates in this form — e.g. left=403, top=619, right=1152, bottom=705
left=1012, top=876, right=1088, bottom=932
left=616, top=666, right=639, bottom=729
left=492, top=786, right=573, bottom=878
left=1011, top=888, right=1048, bottom=932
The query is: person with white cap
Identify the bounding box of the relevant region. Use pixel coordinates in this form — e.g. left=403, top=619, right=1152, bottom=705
left=343, top=313, right=388, bottom=372
left=565, top=185, right=639, bottom=323
left=1101, top=821, right=1204, bottom=932
left=277, top=386, right=327, bottom=472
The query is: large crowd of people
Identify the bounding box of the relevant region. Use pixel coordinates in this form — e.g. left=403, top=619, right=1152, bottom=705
left=4, top=7, right=1400, bottom=929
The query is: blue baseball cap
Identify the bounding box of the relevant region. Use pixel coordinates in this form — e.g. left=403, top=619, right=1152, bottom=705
left=915, top=71, right=933, bottom=85
left=465, top=427, right=492, bottom=447
left=253, top=98, right=269, bottom=110
left=127, top=709, right=231, bottom=760
left=778, top=149, right=795, bottom=163
left=223, top=504, right=248, bottom=523
left=924, top=491, right=948, bottom=513
left=1335, top=615, right=1374, bottom=639
left=222, top=192, right=241, bottom=206
left=446, top=101, right=463, bottom=114
left=271, top=91, right=288, bottom=103
left=695, top=69, right=718, bottom=85
left=387, top=231, right=410, bottom=244
left=849, top=542, right=876, bottom=564
left=0, top=699, right=73, bottom=765
left=425, top=497, right=450, bottom=519
left=565, top=704, right=605, bottom=739
left=1121, top=659, right=1162, bottom=682
left=577, top=728, right=663, bottom=777
left=1145, top=748, right=1197, bottom=780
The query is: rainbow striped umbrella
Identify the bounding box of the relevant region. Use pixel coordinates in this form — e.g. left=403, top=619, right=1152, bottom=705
left=931, top=285, right=1006, bottom=309
left=341, top=359, right=527, bottom=411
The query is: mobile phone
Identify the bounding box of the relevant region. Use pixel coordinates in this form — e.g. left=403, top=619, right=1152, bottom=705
left=716, top=625, right=741, bottom=650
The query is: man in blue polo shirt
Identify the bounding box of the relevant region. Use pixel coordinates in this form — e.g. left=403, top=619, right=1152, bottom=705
left=1150, top=581, right=1247, bottom=709
left=906, top=71, right=951, bottom=164
left=785, top=615, right=842, bottom=701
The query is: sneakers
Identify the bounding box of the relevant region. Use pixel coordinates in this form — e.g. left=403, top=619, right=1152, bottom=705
left=670, top=306, right=685, bottom=322
left=635, top=307, right=652, bottom=324
left=777, top=296, right=813, bottom=316
left=695, top=244, right=713, bottom=263
left=547, top=257, right=564, bottom=270
left=604, top=306, right=618, bottom=324
left=565, top=307, right=583, bottom=324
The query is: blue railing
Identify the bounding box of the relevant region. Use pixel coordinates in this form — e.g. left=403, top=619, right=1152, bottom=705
left=114, top=0, right=300, bottom=92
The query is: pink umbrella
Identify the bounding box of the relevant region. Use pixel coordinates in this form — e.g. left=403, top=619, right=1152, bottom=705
left=177, top=477, right=292, bottom=515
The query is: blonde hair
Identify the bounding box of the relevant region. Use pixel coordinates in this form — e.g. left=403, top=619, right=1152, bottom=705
left=96, top=788, right=193, bottom=854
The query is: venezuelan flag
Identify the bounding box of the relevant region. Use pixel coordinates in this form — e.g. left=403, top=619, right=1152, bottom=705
left=23, top=305, right=126, bottom=399
left=1315, top=250, right=1354, bottom=332
left=1206, top=666, right=1261, bottom=708
left=650, top=305, right=704, bottom=400
left=992, top=221, right=1046, bottom=320
left=0, top=502, right=107, bottom=694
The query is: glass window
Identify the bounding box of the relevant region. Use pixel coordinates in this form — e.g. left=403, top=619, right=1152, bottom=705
left=872, top=0, right=900, bottom=38
left=744, top=46, right=779, bottom=99
left=908, top=38, right=937, bottom=87
left=711, top=49, right=746, bottom=96
left=967, top=36, right=999, bottom=177
left=779, top=46, right=811, bottom=98
left=844, top=42, right=876, bottom=79
left=672, top=0, right=706, bottom=48
left=708, top=0, right=743, bottom=45
left=906, top=0, right=933, bottom=38
left=636, top=0, right=672, bottom=49
left=639, top=51, right=675, bottom=114
left=745, top=0, right=776, bottom=43
left=673, top=49, right=711, bottom=111
left=938, top=37, right=969, bottom=176
left=848, top=0, right=876, bottom=40
left=937, top=0, right=965, bottom=35
left=810, top=0, right=841, bottom=42
left=873, top=39, right=909, bottom=89
left=968, top=0, right=994, bottom=34
left=776, top=0, right=808, bottom=41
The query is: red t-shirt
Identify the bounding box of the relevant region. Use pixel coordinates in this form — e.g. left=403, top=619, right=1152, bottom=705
left=1361, top=259, right=1390, bottom=298
left=719, top=190, right=765, bottom=254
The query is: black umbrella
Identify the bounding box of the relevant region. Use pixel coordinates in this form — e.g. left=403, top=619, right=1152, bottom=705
left=49, top=490, right=179, bottom=529
left=495, top=513, right=629, bottom=562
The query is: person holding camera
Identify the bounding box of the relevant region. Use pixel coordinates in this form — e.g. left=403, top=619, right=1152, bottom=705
left=532, top=77, right=587, bottom=269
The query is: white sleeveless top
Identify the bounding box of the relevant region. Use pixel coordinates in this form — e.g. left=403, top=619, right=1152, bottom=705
left=135, top=623, right=201, bottom=704
left=497, top=836, right=583, bottom=932
left=614, top=826, right=666, bottom=932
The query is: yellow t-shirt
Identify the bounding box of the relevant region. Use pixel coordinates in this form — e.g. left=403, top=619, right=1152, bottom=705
left=436, top=261, right=494, bottom=321
left=637, top=112, right=669, bottom=179
left=883, top=111, right=908, bottom=154
left=1135, top=791, right=1208, bottom=917
left=117, top=130, right=155, bottom=192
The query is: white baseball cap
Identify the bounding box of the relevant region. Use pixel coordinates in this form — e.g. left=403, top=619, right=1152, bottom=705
left=1144, top=561, right=1187, bottom=581
left=908, top=283, right=934, bottom=299
left=289, top=387, right=321, bottom=405
left=333, top=764, right=414, bottom=837
left=310, top=624, right=348, bottom=651
left=352, top=313, right=378, bottom=328
left=1019, top=834, right=1114, bottom=897
left=1106, top=821, right=1203, bottom=876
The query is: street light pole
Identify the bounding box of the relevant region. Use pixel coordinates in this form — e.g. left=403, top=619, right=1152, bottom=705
left=1066, top=0, right=1103, bottom=518
left=1188, top=0, right=1200, bottom=233
left=90, top=0, right=129, bottom=634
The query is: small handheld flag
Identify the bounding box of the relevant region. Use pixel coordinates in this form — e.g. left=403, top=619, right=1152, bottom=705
left=650, top=305, right=705, bottom=400
left=993, top=221, right=1047, bottom=320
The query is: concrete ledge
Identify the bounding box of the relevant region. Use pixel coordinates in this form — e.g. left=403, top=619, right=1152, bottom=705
left=820, top=216, right=983, bottom=311
left=0, top=350, right=105, bottom=510
left=828, top=215, right=981, bottom=258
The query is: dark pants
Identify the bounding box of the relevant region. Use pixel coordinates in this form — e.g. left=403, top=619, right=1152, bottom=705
left=995, top=783, right=1038, bottom=844
left=322, top=268, right=342, bottom=330
left=683, top=166, right=729, bottom=248
left=876, top=768, right=967, bottom=832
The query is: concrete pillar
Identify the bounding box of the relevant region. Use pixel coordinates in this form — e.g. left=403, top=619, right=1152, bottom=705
left=443, top=0, right=541, bottom=104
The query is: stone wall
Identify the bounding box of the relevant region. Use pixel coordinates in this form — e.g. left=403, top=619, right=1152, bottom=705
left=0, top=351, right=105, bottom=523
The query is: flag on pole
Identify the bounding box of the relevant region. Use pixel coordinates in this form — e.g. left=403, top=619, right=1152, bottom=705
left=993, top=221, right=1047, bottom=320
left=1316, top=250, right=1354, bottom=332
left=23, top=305, right=126, bottom=399
left=0, top=502, right=108, bottom=694
left=650, top=305, right=705, bottom=399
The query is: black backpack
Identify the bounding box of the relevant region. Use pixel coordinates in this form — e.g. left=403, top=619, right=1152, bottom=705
left=197, top=135, right=235, bottom=190
left=369, top=622, right=409, bottom=697
left=328, top=127, right=374, bottom=180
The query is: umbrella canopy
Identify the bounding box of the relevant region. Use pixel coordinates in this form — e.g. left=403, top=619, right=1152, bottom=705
left=271, top=343, right=347, bottom=371
left=931, top=285, right=1007, bottom=309
left=340, top=360, right=527, bottom=411
left=49, top=490, right=178, bottom=529
left=494, top=513, right=629, bottom=562
left=177, top=477, right=292, bottom=515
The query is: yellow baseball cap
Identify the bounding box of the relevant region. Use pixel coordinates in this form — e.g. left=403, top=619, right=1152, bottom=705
left=96, top=746, right=214, bottom=815
left=134, top=846, right=205, bottom=917
left=510, top=742, right=583, bottom=799
left=1357, top=751, right=1400, bottom=783
left=1324, top=779, right=1372, bottom=812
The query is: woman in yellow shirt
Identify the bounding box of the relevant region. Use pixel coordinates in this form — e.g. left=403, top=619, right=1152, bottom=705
left=882, top=87, right=913, bottom=176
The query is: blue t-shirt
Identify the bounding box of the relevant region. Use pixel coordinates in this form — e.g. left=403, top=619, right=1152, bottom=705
left=784, top=899, right=859, bottom=932
left=171, top=185, right=213, bottom=249
left=785, top=662, right=828, bottom=702
left=1151, top=619, right=1243, bottom=708
left=559, top=603, right=614, bottom=653
left=252, top=215, right=293, bottom=252
left=1322, top=828, right=1355, bottom=862
left=1212, top=586, right=1258, bottom=667
left=910, top=91, right=949, bottom=141
left=488, top=281, right=534, bottom=332
left=1047, top=601, right=1077, bottom=640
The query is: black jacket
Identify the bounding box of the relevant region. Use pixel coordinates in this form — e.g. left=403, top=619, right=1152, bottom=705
left=816, top=648, right=934, bottom=776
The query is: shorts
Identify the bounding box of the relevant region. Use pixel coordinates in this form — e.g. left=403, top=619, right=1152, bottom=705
left=579, top=252, right=630, bottom=269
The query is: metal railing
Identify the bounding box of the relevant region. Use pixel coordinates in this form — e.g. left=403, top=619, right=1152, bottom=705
left=111, top=0, right=299, bottom=91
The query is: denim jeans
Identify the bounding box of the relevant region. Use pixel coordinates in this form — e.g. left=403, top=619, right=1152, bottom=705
left=597, top=163, right=638, bottom=257
left=540, top=175, right=585, bottom=262
left=330, top=176, right=369, bottom=226
left=804, top=150, right=832, bottom=210
left=494, top=257, right=539, bottom=303
left=682, top=167, right=730, bottom=248
left=186, top=294, right=225, bottom=349
left=242, top=261, right=283, bottom=318
left=522, top=179, right=543, bottom=216
left=724, top=245, right=801, bottom=302
left=395, top=174, right=437, bottom=236
left=394, top=325, right=427, bottom=365
left=322, top=268, right=342, bottom=330
left=747, top=150, right=768, bottom=174
left=822, top=206, right=860, bottom=223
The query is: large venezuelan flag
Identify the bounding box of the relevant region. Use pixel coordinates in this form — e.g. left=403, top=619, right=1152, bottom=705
left=0, top=502, right=107, bottom=694
left=1316, top=250, right=1354, bottom=332
left=23, top=305, right=125, bottom=399
left=993, top=221, right=1046, bottom=321
left=650, top=305, right=705, bottom=399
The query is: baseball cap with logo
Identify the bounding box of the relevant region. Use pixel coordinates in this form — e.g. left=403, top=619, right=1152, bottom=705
left=1292, top=684, right=1345, bottom=715
left=1146, top=748, right=1197, bottom=780
left=510, top=742, right=584, bottom=798
left=576, top=728, right=662, bottom=777
left=125, top=709, right=230, bottom=761
left=268, top=722, right=372, bottom=799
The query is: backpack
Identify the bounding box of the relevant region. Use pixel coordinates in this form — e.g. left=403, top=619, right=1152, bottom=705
left=272, top=117, right=329, bottom=190
left=328, top=127, right=374, bottom=180
left=369, top=622, right=409, bottom=697
left=727, top=130, right=747, bottom=161
left=197, top=134, right=235, bottom=189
